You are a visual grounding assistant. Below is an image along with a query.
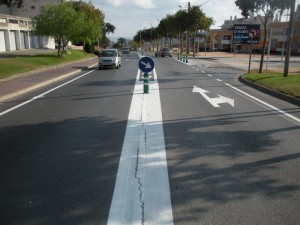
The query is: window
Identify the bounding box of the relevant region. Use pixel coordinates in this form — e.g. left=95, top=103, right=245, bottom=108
left=31, top=6, right=35, bottom=10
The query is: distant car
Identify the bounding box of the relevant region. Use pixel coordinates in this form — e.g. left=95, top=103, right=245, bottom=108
left=98, top=49, right=121, bottom=69
left=155, top=47, right=172, bottom=57
left=122, top=47, right=130, bottom=54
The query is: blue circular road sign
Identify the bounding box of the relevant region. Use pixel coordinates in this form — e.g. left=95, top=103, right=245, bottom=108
left=138, top=56, right=155, bottom=73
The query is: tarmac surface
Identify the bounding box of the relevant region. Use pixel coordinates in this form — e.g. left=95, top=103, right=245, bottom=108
left=0, top=49, right=299, bottom=103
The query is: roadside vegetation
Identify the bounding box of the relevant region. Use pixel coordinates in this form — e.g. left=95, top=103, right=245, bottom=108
left=0, top=50, right=95, bottom=79
left=244, top=70, right=300, bottom=98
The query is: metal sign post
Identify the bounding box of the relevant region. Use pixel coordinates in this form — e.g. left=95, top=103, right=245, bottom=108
left=138, top=57, right=155, bottom=94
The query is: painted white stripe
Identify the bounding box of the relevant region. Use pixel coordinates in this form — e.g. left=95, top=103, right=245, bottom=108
left=225, top=83, right=300, bottom=124
left=216, top=79, right=222, bottom=82
left=107, top=69, right=173, bottom=225
left=207, top=74, right=212, bottom=77
left=201, top=71, right=206, bottom=74
left=0, top=70, right=95, bottom=117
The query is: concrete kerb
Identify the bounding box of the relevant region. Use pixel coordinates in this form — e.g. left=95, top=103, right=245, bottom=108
left=0, top=58, right=98, bottom=102
left=239, top=74, right=300, bottom=107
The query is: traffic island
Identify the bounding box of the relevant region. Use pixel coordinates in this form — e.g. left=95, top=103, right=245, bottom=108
left=239, top=72, right=300, bottom=106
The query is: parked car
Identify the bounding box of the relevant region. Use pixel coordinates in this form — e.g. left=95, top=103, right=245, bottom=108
left=155, top=47, right=172, bottom=57
left=122, top=47, right=130, bottom=54
left=98, top=49, right=121, bottom=69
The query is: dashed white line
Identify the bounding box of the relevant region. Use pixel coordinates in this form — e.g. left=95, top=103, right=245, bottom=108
left=216, top=79, right=222, bottom=82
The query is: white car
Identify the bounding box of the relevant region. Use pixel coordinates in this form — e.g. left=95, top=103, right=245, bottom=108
left=98, top=49, right=121, bottom=69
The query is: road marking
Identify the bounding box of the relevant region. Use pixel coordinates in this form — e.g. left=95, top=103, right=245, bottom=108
left=225, top=83, right=300, bottom=124
left=207, top=74, right=212, bottom=77
left=193, top=86, right=235, bottom=107
left=107, top=68, right=173, bottom=225
left=216, top=79, right=222, bottom=82
left=0, top=70, right=95, bottom=117
left=201, top=71, right=206, bottom=74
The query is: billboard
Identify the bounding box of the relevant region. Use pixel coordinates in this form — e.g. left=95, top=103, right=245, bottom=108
left=233, top=24, right=260, bottom=44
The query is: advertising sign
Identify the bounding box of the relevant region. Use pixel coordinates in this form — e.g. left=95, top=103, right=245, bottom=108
left=233, top=24, right=260, bottom=44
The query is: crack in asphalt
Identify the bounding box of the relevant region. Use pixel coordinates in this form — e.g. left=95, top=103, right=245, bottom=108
left=134, top=96, right=147, bottom=225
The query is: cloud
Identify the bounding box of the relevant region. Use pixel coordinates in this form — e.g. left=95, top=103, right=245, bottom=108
left=133, top=0, right=155, bottom=9
left=105, top=0, right=155, bottom=9
left=105, top=0, right=125, bottom=7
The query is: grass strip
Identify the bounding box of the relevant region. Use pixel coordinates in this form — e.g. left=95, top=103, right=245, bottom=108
left=244, top=70, right=300, bottom=98
left=0, top=50, right=95, bottom=79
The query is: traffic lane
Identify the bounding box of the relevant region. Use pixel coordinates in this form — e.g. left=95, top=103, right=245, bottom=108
left=188, top=57, right=300, bottom=119
left=0, top=57, right=139, bottom=225
left=156, top=58, right=300, bottom=225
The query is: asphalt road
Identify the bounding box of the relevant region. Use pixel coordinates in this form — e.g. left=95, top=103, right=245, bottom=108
left=0, top=52, right=300, bottom=225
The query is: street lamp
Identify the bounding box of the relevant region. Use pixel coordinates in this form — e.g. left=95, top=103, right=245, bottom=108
left=150, top=23, right=153, bottom=52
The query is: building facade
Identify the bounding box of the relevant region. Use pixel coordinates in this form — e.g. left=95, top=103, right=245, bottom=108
left=0, top=0, right=69, bottom=52
left=209, top=5, right=300, bottom=55
left=2, top=0, right=67, bottom=18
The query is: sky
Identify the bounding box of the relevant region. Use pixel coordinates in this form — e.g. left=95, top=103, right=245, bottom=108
left=92, top=0, right=300, bottom=41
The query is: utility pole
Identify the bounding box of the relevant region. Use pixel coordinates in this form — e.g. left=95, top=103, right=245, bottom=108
left=284, top=0, right=296, bottom=77
left=186, top=2, right=191, bottom=55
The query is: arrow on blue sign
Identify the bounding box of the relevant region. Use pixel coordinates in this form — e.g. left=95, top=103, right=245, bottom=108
left=139, top=57, right=155, bottom=73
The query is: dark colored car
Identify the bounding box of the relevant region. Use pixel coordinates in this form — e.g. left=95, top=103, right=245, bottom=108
left=155, top=47, right=172, bottom=57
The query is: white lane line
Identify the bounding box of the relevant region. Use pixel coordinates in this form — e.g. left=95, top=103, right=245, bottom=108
left=216, top=79, right=222, bottom=82
left=0, top=70, right=95, bottom=117
left=107, top=69, right=173, bottom=225
left=207, top=74, right=212, bottom=77
left=225, top=83, right=300, bottom=124
left=201, top=71, right=206, bottom=74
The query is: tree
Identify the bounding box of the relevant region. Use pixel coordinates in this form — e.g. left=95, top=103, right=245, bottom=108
left=235, top=0, right=293, bottom=73
left=33, top=2, right=86, bottom=56
left=101, top=23, right=116, bottom=48
left=72, top=1, right=104, bottom=45
left=118, top=37, right=126, bottom=48
left=187, top=6, right=213, bottom=56
left=174, top=9, right=189, bottom=53
left=105, top=23, right=116, bottom=34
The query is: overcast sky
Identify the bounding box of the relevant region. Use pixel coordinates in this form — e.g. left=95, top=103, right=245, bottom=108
left=93, top=0, right=300, bottom=40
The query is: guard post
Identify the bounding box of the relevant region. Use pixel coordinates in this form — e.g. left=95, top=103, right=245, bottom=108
left=143, top=73, right=149, bottom=93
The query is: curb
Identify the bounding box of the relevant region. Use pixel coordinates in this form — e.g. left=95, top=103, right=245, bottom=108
left=238, top=74, right=300, bottom=107
left=0, top=62, right=98, bottom=102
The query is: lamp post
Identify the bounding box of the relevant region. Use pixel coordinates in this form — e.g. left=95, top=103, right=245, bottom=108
left=150, top=23, right=153, bottom=52
left=140, top=30, right=142, bottom=55
left=284, top=0, right=296, bottom=77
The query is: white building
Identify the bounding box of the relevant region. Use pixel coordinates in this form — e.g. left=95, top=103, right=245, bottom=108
left=0, top=0, right=69, bottom=52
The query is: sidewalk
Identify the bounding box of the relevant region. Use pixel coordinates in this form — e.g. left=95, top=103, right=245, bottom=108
left=191, top=52, right=300, bottom=73
left=0, top=56, right=98, bottom=102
